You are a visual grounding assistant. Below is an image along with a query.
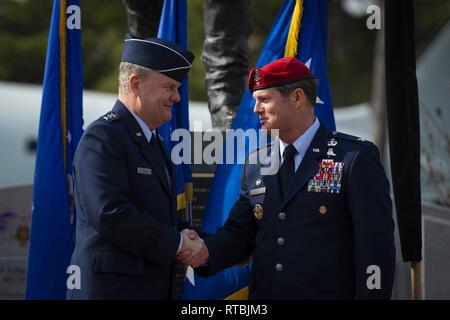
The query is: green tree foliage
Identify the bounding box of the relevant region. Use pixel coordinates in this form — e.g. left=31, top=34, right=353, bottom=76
left=186, top=0, right=205, bottom=101
left=0, top=0, right=52, bottom=82
left=79, top=1, right=127, bottom=91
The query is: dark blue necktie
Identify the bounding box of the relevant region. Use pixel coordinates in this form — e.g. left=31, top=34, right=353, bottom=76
left=278, top=144, right=297, bottom=196
left=149, top=130, right=170, bottom=189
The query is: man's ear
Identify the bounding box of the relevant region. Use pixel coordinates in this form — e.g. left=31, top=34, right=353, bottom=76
left=128, top=74, right=140, bottom=96
left=292, top=88, right=306, bottom=108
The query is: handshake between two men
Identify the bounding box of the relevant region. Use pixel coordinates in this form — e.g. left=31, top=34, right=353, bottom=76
left=177, top=229, right=209, bottom=268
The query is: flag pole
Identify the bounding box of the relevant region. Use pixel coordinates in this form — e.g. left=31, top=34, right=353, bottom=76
left=411, top=261, right=422, bottom=299
left=385, top=0, right=423, bottom=300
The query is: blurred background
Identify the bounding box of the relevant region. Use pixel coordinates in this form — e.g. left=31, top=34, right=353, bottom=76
left=0, top=0, right=448, bottom=105
left=0, top=0, right=449, bottom=299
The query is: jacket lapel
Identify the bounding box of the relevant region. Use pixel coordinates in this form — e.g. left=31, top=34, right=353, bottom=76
left=113, top=101, right=171, bottom=195
left=156, top=132, right=178, bottom=225
left=156, top=133, right=174, bottom=180
left=261, top=142, right=283, bottom=209
left=157, top=133, right=178, bottom=224
left=281, top=124, right=332, bottom=209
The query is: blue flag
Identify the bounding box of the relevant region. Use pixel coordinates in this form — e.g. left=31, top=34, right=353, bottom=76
left=26, top=0, right=83, bottom=299
left=183, top=0, right=335, bottom=299
left=157, top=0, right=193, bottom=216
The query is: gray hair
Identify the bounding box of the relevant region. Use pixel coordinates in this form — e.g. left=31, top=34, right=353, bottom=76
left=118, top=62, right=154, bottom=95
left=275, top=78, right=318, bottom=106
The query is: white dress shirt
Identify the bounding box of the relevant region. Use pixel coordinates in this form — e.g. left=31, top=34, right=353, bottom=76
left=279, top=117, right=320, bottom=172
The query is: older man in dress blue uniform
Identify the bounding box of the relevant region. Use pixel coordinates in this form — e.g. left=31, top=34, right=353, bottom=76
left=67, top=37, right=207, bottom=299
left=181, top=57, right=396, bottom=299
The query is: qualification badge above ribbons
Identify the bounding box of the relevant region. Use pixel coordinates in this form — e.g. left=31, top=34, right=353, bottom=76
left=308, top=159, right=344, bottom=193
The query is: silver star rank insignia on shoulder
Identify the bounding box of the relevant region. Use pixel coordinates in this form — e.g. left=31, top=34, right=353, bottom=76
left=102, top=113, right=120, bottom=121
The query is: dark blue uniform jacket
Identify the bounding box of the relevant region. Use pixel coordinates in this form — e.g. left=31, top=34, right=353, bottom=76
left=67, top=100, right=181, bottom=299
left=197, top=124, right=395, bottom=300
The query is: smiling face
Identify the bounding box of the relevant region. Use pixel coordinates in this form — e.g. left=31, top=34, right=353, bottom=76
left=253, top=85, right=316, bottom=143
left=134, top=71, right=181, bottom=129
left=253, top=87, right=293, bottom=133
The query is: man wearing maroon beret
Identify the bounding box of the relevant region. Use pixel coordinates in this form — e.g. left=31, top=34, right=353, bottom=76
left=181, top=57, right=395, bottom=300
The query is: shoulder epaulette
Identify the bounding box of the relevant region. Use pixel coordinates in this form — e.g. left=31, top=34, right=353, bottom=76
left=331, top=131, right=366, bottom=143
left=246, top=141, right=277, bottom=165
left=249, top=141, right=276, bottom=156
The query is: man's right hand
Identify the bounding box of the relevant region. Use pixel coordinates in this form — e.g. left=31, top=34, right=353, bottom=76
left=177, top=229, right=209, bottom=268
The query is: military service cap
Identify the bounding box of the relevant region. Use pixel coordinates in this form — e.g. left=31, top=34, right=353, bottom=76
left=121, top=35, right=195, bottom=83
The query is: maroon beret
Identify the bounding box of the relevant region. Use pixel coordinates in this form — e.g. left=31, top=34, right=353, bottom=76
left=248, top=57, right=315, bottom=92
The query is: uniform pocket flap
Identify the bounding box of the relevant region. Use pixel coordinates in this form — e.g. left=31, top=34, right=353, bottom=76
left=318, top=274, right=353, bottom=292
left=94, top=250, right=144, bottom=276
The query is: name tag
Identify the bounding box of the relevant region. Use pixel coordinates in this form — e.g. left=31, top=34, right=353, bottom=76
left=249, top=187, right=266, bottom=196
left=137, top=167, right=152, bottom=175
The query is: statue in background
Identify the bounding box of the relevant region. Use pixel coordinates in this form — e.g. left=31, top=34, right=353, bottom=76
left=122, top=0, right=251, bottom=130
left=202, top=0, right=251, bottom=129
left=123, top=0, right=164, bottom=39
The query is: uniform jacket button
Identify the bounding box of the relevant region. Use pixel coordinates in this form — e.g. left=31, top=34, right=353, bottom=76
left=275, top=263, right=283, bottom=272
left=278, top=212, right=286, bottom=220
left=277, top=237, right=285, bottom=246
